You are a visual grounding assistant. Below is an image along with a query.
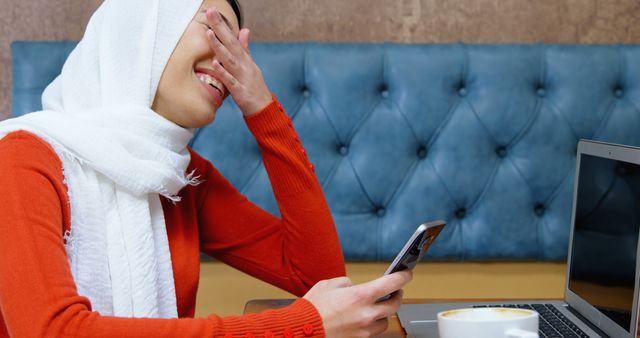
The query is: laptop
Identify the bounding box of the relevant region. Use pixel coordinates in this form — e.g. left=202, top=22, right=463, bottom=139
left=399, top=139, right=640, bottom=338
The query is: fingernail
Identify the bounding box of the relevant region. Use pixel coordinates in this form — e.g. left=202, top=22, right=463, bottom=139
left=212, top=60, right=224, bottom=70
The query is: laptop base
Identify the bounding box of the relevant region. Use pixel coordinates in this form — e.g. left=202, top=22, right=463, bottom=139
left=398, top=301, right=605, bottom=338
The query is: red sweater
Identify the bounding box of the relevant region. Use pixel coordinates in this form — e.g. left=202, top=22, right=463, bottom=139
left=0, top=99, right=346, bottom=338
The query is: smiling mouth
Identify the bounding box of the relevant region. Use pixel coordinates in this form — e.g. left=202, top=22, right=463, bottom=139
left=196, top=71, right=224, bottom=96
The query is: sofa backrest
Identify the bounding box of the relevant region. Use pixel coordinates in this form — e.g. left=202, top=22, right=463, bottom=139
left=11, top=42, right=640, bottom=261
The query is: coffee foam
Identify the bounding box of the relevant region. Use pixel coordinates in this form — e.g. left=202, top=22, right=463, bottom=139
left=440, top=308, right=534, bottom=321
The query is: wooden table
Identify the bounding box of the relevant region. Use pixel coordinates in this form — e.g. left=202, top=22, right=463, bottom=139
left=244, top=299, right=640, bottom=338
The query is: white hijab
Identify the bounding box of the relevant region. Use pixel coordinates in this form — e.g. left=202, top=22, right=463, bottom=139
left=0, top=0, right=202, bottom=317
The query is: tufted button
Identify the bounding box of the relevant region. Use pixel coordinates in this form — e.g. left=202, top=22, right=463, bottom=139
left=458, top=86, right=468, bottom=97
left=302, top=323, right=314, bottom=336
left=534, top=204, right=545, bottom=216
left=375, top=207, right=386, bottom=217
left=283, top=328, right=295, bottom=338
left=495, top=146, right=507, bottom=158
left=536, top=87, right=546, bottom=97
left=614, top=87, right=625, bottom=98
left=302, top=88, right=310, bottom=98
left=264, top=331, right=275, bottom=338
left=379, top=84, right=389, bottom=96
left=455, top=208, right=466, bottom=219
left=337, top=144, right=349, bottom=156
left=417, top=146, right=427, bottom=159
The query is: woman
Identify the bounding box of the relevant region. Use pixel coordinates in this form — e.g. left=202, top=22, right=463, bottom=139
left=0, top=0, right=411, bottom=337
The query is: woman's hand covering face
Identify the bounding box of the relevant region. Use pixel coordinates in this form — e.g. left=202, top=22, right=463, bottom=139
left=205, top=7, right=273, bottom=116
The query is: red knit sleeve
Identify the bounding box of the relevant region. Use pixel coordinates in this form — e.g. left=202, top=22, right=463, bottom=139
left=197, top=97, right=346, bottom=296
left=0, top=131, right=327, bottom=338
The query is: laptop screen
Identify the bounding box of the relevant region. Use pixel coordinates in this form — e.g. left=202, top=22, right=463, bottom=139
left=568, top=153, right=640, bottom=332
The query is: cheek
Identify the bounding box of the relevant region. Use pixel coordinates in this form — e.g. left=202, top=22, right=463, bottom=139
left=170, top=26, right=211, bottom=70
left=183, top=26, right=213, bottom=58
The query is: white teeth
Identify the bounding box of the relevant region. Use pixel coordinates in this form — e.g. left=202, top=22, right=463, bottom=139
left=197, top=73, right=223, bottom=93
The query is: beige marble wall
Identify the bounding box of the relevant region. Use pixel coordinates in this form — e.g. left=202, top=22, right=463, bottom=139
left=2, top=0, right=640, bottom=118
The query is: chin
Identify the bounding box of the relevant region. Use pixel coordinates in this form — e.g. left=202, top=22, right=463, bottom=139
left=188, top=109, right=217, bottom=128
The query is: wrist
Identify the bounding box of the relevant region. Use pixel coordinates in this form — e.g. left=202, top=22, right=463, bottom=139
left=242, top=91, right=274, bottom=116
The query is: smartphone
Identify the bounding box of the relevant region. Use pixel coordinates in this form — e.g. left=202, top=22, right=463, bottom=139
left=377, top=220, right=446, bottom=302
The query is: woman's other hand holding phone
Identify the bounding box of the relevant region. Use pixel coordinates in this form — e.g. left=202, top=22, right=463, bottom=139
left=303, top=270, right=413, bottom=338
left=205, top=7, right=272, bottom=116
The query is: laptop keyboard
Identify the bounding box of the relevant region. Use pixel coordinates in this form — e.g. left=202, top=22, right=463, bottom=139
left=472, top=303, right=590, bottom=338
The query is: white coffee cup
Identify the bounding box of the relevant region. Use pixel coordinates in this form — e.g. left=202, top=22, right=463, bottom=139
left=437, top=307, right=539, bottom=338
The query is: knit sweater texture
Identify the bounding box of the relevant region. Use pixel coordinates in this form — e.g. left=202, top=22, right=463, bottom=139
left=0, top=98, right=346, bottom=337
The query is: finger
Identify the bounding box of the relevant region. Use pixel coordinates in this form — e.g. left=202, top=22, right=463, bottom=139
left=373, top=289, right=404, bottom=320
left=368, top=317, right=390, bottom=336
left=238, top=28, right=250, bottom=53
left=206, top=29, right=240, bottom=72
left=365, top=271, right=411, bottom=300
left=356, top=270, right=412, bottom=301
left=206, top=7, right=243, bottom=56
left=212, top=59, right=240, bottom=93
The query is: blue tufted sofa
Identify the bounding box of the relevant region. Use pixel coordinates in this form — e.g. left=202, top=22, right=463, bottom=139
left=11, top=42, right=640, bottom=262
